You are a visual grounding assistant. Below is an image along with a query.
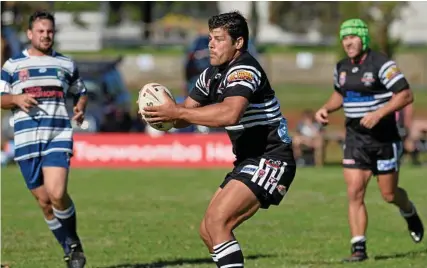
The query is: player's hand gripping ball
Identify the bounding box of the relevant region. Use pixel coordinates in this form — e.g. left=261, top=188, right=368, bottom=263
left=137, top=83, right=175, bottom=131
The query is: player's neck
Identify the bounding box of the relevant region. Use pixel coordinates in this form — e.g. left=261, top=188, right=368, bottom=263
left=351, top=50, right=368, bottom=65
left=27, top=47, right=53, bottom=57
left=219, top=50, right=243, bottom=70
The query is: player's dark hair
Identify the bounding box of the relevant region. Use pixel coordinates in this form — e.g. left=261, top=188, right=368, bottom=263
left=208, top=11, right=249, bottom=51
left=29, top=10, right=55, bottom=30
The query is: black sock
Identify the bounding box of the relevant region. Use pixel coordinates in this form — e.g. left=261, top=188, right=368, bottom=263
left=53, top=202, right=80, bottom=246
left=214, top=240, right=244, bottom=267
left=45, top=217, right=70, bottom=254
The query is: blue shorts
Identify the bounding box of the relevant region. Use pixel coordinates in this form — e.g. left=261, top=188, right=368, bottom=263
left=17, top=152, right=71, bottom=190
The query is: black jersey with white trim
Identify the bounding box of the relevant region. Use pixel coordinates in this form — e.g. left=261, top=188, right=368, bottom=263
left=334, top=49, right=410, bottom=147
left=189, top=51, right=294, bottom=164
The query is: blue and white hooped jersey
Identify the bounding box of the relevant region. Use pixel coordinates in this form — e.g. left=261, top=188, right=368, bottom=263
left=0, top=49, right=87, bottom=161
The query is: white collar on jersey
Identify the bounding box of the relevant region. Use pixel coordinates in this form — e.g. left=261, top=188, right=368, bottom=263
left=23, top=49, right=57, bottom=57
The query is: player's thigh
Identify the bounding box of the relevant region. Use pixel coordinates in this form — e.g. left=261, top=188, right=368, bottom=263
left=17, top=157, right=44, bottom=190
left=42, top=152, right=71, bottom=200
left=343, top=168, right=372, bottom=201
left=375, top=142, right=402, bottom=196
left=221, top=157, right=296, bottom=210
left=205, top=179, right=261, bottom=231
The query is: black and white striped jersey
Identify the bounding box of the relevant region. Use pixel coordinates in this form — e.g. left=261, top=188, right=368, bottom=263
left=189, top=51, right=294, bottom=164
left=334, top=49, right=410, bottom=147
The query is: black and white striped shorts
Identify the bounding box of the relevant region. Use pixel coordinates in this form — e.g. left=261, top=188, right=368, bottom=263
left=220, top=157, right=296, bottom=209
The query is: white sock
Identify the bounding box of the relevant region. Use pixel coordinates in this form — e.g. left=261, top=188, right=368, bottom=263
left=351, top=235, right=366, bottom=244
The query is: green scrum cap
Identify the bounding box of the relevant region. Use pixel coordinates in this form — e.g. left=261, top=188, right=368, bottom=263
left=339, top=18, right=370, bottom=51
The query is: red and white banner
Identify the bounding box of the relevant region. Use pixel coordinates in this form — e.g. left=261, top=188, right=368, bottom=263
left=71, top=133, right=235, bottom=168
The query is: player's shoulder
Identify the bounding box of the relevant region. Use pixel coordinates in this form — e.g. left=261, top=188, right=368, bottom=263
left=3, top=51, right=29, bottom=71
left=225, top=52, right=263, bottom=78
left=52, top=51, right=77, bottom=70
left=335, top=57, right=351, bottom=70
left=367, top=49, right=393, bottom=68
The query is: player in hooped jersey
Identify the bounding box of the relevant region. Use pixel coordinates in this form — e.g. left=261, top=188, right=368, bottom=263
left=0, top=11, right=87, bottom=267
left=143, top=12, right=296, bottom=267
left=315, top=19, right=424, bottom=262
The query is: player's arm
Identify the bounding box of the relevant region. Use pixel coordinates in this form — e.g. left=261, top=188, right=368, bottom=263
left=173, top=97, right=203, bottom=128
left=1, top=62, right=38, bottom=112
left=402, top=102, right=414, bottom=130
left=176, top=67, right=259, bottom=127
left=177, top=96, right=248, bottom=127
left=1, top=61, right=15, bottom=109
left=68, top=65, right=88, bottom=113
left=375, top=61, right=413, bottom=118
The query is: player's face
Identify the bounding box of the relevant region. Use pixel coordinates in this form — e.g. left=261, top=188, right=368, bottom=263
left=208, top=27, right=243, bottom=66
left=27, top=19, right=55, bottom=53
left=342, top=35, right=363, bottom=58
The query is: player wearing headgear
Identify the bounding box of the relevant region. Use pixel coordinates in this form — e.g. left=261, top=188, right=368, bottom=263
left=315, top=18, right=424, bottom=262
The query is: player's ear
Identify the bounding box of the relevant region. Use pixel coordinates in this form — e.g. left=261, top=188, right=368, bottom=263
left=27, top=29, right=33, bottom=41
left=235, top=37, right=244, bottom=50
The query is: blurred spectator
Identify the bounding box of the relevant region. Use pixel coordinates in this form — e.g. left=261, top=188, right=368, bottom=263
left=293, top=109, right=325, bottom=166
left=397, top=103, right=427, bottom=165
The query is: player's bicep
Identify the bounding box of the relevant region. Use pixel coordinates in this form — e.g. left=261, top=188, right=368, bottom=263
left=1, top=63, right=13, bottom=95
left=222, top=96, right=250, bottom=122
left=68, top=66, right=87, bottom=96
left=378, top=60, right=409, bottom=92
left=333, top=65, right=344, bottom=95
left=223, top=67, right=261, bottom=99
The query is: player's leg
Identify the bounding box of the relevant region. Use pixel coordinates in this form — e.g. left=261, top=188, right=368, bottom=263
left=376, top=142, right=424, bottom=243
left=42, top=152, right=86, bottom=267
left=203, top=158, right=296, bottom=267
left=204, top=179, right=260, bottom=267
left=199, top=187, right=223, bottom=265
left=17, top=157, right=70, bottom=255
left=342, top=146, right=372, bottom=262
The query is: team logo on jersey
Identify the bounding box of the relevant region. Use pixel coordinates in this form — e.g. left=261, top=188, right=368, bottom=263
left=352, top=67, right=359, bottom=73
left=57, top=69, right=65, bottom=80
left=276, top=185, right=287, bottom=196
left=339, top=71, right=346, bottom=86
left=385, top=65, right=401, bottom=80
left=18, top=69, right=29, bottom=82
left=227, top=70, right=254, bottom=83
left=361, top=72, right=375, bottom=86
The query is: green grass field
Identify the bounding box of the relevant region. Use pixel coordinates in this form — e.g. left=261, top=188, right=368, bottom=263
left=2, top=165, right=427, bottom=268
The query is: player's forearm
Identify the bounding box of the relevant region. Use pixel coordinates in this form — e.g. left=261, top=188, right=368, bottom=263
left=1, top=94, right=16, bottom=109
left=403, top=102, right=414, bottom=129
left=322, top=91, right=343, bottom=113
left=75, top=95, right=88, bottom=111
left=177, top=103, right=239, bottom=127
left=377, top=89, right=413, bottom=118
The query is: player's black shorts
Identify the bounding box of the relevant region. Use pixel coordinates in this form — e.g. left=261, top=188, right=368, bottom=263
left=343, top=142, right=403, bottom=175
left=220, top=156, right=296, bottom=209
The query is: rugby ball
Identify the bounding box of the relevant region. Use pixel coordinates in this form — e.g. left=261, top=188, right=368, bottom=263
left=138, top=82, right=175, bottom=131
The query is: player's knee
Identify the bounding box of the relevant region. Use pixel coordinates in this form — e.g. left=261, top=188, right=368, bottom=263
left=204, top=210, right=229, bottom=235
left=199, top=219, right=211, bottom=244
left=381, top=192, right=396, bottom=203
left=47, top=188, right=68, bottom=206
left=347, top=185, right=366, bottom=203
left=35, top=195, right=53, bottom=215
